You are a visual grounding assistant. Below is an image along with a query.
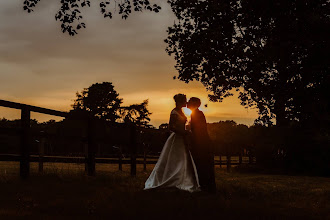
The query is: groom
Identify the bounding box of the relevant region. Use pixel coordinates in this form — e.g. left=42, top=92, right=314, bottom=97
left=187, top=97, right=216, bottom=193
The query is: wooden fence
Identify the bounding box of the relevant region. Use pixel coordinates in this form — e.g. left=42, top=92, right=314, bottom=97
left=0, top=99, right=255, bottom=179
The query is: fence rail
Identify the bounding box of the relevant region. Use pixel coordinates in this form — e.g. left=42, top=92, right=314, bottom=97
left=0, top=153, right=255, bottom=168
left=0, top=99, right=68, bottom=117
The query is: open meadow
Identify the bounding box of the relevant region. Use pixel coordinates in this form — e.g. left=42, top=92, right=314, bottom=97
left=0, top=162, right=329, bottom=219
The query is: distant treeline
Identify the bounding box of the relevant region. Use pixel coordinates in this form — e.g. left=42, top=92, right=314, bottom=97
left=208, top=120, right=330, bottom=176
left=0, top=118, right=168, bottom=157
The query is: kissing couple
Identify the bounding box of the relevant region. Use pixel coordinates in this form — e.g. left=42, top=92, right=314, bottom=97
left=144, top=94, right=216, bottom=193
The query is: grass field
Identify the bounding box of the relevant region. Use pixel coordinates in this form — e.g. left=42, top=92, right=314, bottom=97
left=0, top=162, right=329, bottom=219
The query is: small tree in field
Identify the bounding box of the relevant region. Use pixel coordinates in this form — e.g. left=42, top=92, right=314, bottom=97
left=119, top=99, right=152, bottom=128
left=73, top=82, right=123, bottom=122
left=72, top=82, right=153, bottom=127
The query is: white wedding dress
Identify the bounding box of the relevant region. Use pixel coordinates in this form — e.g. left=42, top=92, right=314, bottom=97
left=144, top=109, right=200, bottom=192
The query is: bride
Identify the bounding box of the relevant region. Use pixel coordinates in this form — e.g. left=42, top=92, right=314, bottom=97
left=144, top=94, right=200, bottom=192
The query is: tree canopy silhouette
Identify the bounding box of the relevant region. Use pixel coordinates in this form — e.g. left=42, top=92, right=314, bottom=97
left=73, top=82, right=123, bottom=122
left=72, top=82, right=152, bottom=127
left=23, top=0, right=161, bottom=36
left=119, top=99, right=152, bottom=127
left=165, top=0, right=329, bottom=126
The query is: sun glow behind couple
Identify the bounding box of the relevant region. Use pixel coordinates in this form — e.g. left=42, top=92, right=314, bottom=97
left=182, top=107, right=192, bottom=117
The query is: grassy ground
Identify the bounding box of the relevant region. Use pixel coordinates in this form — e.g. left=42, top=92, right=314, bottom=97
left=0, top=162, right=329, bottom=219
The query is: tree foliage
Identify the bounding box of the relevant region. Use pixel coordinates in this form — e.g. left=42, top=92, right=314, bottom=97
left=165, top=0, right=330, bottom=126
left=119, top=99, right=152, bottom=127
left=23, top=0, right=161, bottom=36
left=73, top=82, right=123, bottom=122
left=72, top=82, right=152, bottom=127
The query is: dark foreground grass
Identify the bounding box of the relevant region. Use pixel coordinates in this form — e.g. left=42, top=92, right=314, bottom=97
left=0, top=162, right=329, bottom=219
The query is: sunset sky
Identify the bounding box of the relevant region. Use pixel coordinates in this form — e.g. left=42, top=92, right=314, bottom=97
left=0, top=0, right=258, bottom=127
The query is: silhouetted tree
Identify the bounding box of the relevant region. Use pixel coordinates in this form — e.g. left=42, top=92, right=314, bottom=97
left=23, top=0, right=161, bottom=36
left=165, top=0, right=329, bottom=126
left=73, top=82, right=123, bottom=122
left=119, top=99, right=152, bottom=127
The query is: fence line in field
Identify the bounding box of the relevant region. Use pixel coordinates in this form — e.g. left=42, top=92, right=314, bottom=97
left=0, top=99, right=68, bottom=179
left=0, top=99, right=256, bottom=179
left=0, top=153, right=256, bottom=174
left=0, top=99, right=139, bottom=179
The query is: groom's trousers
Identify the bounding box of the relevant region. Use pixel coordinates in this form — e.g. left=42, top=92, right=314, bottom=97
left=191, top=146, right=216, bottom=193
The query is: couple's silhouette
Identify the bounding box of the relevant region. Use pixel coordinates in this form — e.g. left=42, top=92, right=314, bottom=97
left=144, top=94, right=216, bottom=193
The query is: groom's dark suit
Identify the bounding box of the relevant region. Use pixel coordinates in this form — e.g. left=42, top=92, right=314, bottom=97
left=190, top=109, right=216, bottom=193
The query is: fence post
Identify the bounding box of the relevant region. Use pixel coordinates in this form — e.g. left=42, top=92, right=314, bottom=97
left=249, top=152, right=253, bottom=164
left=248, top=150, right=253, bottom=164
left=219, top=155, right=222, bottom=168
left=226, top=155, right=231, bottom=172
left=143, top=146, right=147, bottom=172
left=20, top=106, right=31, bottom=179
left=87, top=117, right=96, bottom=176
left=118, top=147, right=122, bottom=171
left=38, top=135, right=45, bottom=173
left=97, top=143, right=101, bottom=157
left=239, top=152, right=242, bottom=165
left=130, top=124, right=137, bottom=176
left=84, top=142, right=88, bottom=172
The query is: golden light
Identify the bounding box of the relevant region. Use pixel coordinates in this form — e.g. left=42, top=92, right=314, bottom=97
left=183, top=107, right=192, bottom=117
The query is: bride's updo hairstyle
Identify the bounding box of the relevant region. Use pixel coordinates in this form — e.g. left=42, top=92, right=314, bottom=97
left=173, top=93, right=186, bottom=104
left=188, top=97, right=201, bottom=108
